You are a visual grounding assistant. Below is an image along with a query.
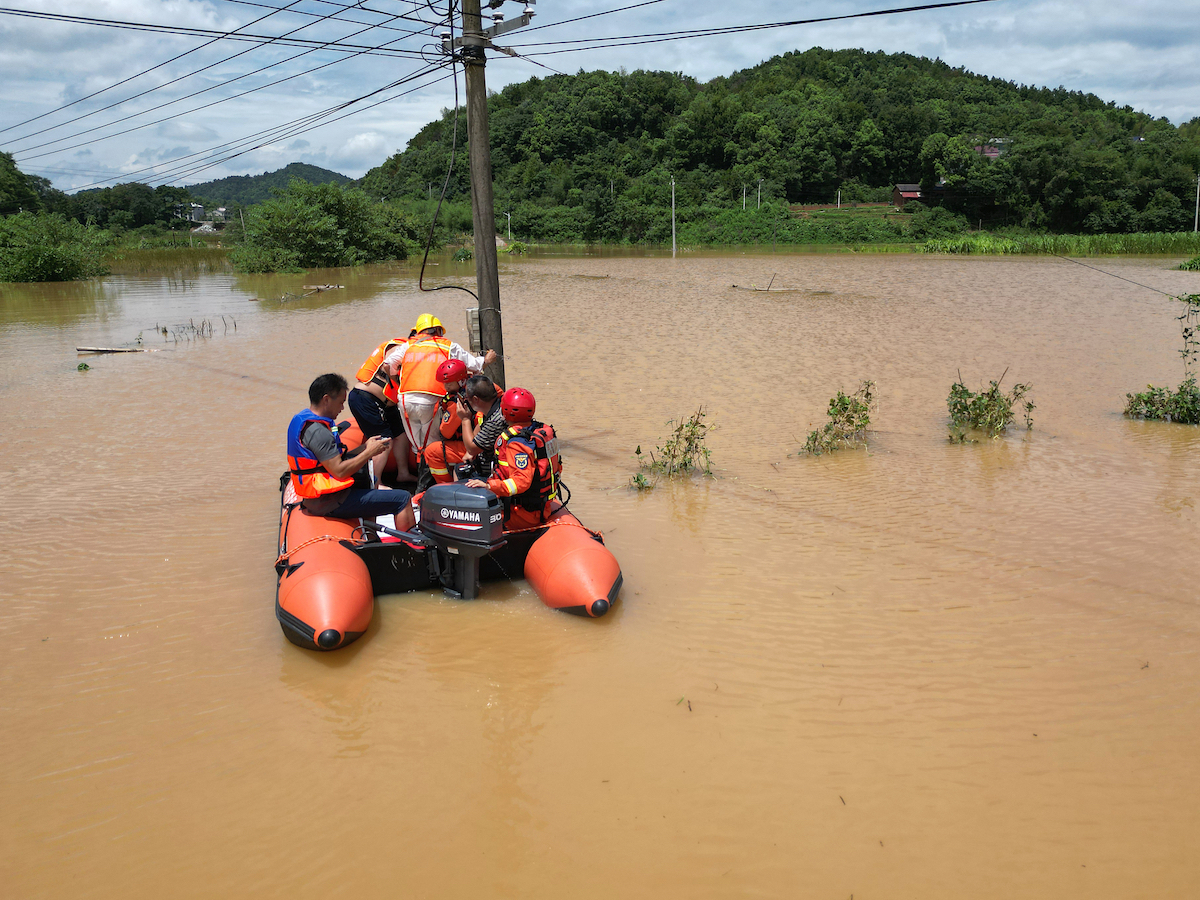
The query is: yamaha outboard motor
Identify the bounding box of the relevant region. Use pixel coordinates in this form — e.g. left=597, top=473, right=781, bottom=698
left=418, top=483, right=507, bottom=600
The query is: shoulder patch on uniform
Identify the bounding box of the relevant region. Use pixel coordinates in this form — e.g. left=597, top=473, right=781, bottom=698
left=514, top=452, right=530, bottom=470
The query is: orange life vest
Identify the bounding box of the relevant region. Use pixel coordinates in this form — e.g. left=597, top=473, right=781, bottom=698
left=286, top=410, right=355, bottom=499
left=398, top=333, right=453, bottom=396
left=494, top=420, right=562, bottom=520
left=356, top=336, right=409, bottom=391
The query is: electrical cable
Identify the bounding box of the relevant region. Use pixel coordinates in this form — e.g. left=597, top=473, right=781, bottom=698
left=211, top=0, right=446, bottom=31
left=0, top=7, right=432, bottom=55
left=10, top=9, right=432, bottom=158
left=418, top=0, right=479, bottom=304
left=506, top=0, right=1006, bottom=54
left=0, top=0, right=309, bottom=136
left=155, top=67, right=454, bottom=185
left=60, top=61, right=451, bottom=191
left=516, top=0, right=668, bottom=36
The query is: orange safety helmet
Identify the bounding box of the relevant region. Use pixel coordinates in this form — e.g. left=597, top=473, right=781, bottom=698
left=436, top=358, right=468, bottom=384
left=501, top=387, right=536, bottom=424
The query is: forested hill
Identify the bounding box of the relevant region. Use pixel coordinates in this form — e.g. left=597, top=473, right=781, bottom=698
left=360, top=47, right=1200, bottom=240
left=187, top=162, right=351, bottom=206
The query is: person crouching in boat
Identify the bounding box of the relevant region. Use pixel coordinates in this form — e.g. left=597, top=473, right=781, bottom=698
left=423, top=359, right=475, bottom=484
left=387, top=313, right=496, bottom=467
left=466, top=387, right=563, bottom=531
left=287, top=373, right=417, bottom=529
left=348, top=329, right=416, bottom=485
left=457, top=374, right=507, bottom=480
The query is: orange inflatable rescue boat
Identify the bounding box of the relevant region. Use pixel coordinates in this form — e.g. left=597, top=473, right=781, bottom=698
left=274, top=476, right=622, bottom=650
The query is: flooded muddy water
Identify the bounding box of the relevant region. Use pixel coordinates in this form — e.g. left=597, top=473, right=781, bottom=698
left=2, top=251, right=1199, bottom=898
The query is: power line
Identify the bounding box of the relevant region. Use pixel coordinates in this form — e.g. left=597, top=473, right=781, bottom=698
left=151, top=67, right=455, bottom=186
left=64, top=62, right=451, bottom=191
left=0, top=0, right=309, bottom=136
left=516, top=0, right=669, bottom=36
left=8, top=6, right=433, bottom=156
left=508, top=0, right=1006, bottom=54
left=0, top=7, right=431, bottom=55
left=210, top=0, right=446, bottom=31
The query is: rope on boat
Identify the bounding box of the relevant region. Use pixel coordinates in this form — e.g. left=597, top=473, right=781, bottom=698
left=275, top=533, right=360, bottom=567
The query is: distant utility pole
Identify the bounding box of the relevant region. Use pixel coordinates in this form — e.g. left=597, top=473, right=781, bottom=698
left=1194, top=174, right=1199, bottom=232
left=447, top=0, right=535, bottom=388
left=742, top=184, right=746, bottom=210
left=671, top=177, right=677, bottom=257
left=505, top=211, right=511, bottom=241
left=757, top=178, right=763, bottom=209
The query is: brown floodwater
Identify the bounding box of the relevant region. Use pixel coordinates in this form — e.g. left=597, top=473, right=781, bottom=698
left=2, top=250, right=1199, bottom=898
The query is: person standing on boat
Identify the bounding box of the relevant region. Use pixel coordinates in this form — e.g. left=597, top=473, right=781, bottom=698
left=348, top=330, right=416, bottom=486
left=384, top=313, right=496, bottom=460
left=466, top=387, right=562, bottom=531
left=286, top=373, right=416, bottom=529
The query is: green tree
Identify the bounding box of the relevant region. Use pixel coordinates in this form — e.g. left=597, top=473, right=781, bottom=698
left=0, top=152, right=41, bottom=215
left=231, top=179, right=419, bottom=272
left=0, top=212, right=111, bottom=282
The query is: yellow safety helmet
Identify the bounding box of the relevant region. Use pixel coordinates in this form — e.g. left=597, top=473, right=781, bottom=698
left=413, top=313, right=443, bottom=333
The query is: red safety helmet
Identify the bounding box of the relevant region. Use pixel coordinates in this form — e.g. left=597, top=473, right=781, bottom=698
left=436, top=358, right=468, bottom=384
left=501, top=387, right=536, bottom=424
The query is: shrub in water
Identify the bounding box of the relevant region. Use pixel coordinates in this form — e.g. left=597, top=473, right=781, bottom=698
left=632, top=407, right=713, bottom=487
left=1124, top=377, right=1200, bottom=424
left=804, top=381, right=875, bottom=455
left=230, top=179, right=419, bottom=273
left=1180, top=256, right=1200, bottom=271
left=947, top=371, right=1033, bottom=441
left=0, top=211, right=110, bottom=282
left=1124, top=293, right=1200, bottom=424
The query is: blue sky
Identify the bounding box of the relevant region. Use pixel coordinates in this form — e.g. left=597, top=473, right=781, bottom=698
left=2, top=0, right=1197, bottom=192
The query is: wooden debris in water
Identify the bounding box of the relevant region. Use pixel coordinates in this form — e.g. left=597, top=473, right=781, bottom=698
left=76, top=346, right=158, bottom=353
left=302, top=284, right=344, bottom=291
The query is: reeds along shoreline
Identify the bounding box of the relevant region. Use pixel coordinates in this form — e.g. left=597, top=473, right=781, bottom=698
left=104, top=246, right=232, bottom=276
left=922, top=231, right=1200, bottom=256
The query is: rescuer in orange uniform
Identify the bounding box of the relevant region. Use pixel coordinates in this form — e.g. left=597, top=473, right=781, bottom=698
left=423, top=359, right=472, bottom=484
left=385, top=314, right=497, bottom=459
left=466, top=387, right=562, bottom=531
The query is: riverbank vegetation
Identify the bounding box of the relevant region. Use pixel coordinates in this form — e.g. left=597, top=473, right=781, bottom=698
left=804, top=381, right=875, bottom=455
left=0, top=211, right=111, bottom=282
left=362, top=49, right=1200, bottom=244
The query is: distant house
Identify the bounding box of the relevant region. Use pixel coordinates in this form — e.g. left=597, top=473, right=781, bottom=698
left=892, top=183, right=923, bottom=208
left=188, top=202, right=205, bottom=222
left=174, top=202, right=205, bottom=222
left=212, top=207, right=227, bottom=222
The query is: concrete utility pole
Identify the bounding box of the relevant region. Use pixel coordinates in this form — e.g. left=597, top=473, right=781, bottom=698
left=1194, top=174, right=1199, bottom=232
left=460, top=0, right=504, bottom=386
left=505, top=211, right=511, bottom=241
left=671, top=176, right=676, bottom=257
left=757, top=178, right=763, bottom=209
left=742, top=184, right=746, bottom=210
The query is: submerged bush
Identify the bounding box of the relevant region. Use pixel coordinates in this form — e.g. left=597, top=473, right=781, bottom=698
left=1180, top=255, right=1200, bottom=271
left=804, top=381, right=875, bottom=455
left=632, top=407, right=713, bottom=487
left=1124, top=377, right=1200, bottom=424
left=947, top=371, right=1033, bottom=441
left=0, top=211, right=111, bottom=282
left=1125, top=293, right=1200, bottom=424
left=231, top=179, right=420, bottom=273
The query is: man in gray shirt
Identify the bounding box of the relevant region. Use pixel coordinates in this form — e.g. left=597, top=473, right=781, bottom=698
left=286, top=373, right=417, bottom=529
